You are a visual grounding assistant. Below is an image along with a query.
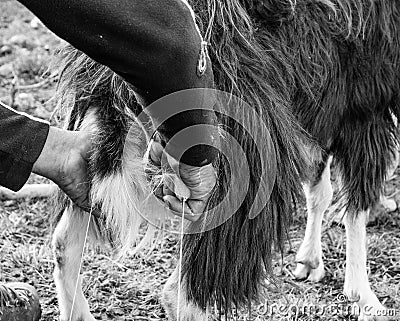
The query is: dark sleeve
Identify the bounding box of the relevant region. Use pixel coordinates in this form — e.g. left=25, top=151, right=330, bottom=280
left=0, top=104, right=49, bottom=191
left=18, top=0, right=219, bottom=166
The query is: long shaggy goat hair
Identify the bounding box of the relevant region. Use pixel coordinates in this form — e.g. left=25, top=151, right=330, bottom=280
left=54, top=0, right=400, bottom=318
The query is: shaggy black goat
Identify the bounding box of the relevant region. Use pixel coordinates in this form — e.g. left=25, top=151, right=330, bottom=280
left=52, top=1, right=399, bottom=320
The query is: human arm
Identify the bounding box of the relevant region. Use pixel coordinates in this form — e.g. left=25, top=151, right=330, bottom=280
left=17, top=0, right=219, bottom=166
left=0, top=103, right=94, bottom=212
left=16, top=0, right=220, bottom=215
left=0, top=103, right=49, bottom=191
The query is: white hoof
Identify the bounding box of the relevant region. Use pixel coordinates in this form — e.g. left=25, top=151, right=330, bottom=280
left=344, top=288, right=389, bottom=321
left=380, top=196, right=397, bottom=212
left=306, top=262, right=325, bottom=282
left=358, top=304, right=390, bottom=321
left=293, top=261, right=325, bottom=282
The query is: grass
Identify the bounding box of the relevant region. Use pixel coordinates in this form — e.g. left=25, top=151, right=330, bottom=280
left=0, top=1, right=399, bottom=320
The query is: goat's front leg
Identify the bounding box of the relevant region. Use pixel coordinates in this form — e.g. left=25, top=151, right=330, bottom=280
left=343, top=211, right=388, bottom=321
left=162, top=265, right=209, bottom=321
left=52, top=206, right=96, bottom=321
left=294, top=156, right=333, bottom=282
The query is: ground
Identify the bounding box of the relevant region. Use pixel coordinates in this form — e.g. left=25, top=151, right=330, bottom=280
left=0, top=1, right=399, bottom=320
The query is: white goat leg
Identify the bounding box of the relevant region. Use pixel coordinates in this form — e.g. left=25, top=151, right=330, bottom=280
left=162, top=266, right=209, bottom=321
left=294, top=157, right=333, bottom=282
left=343, top=211, right=388, bottom=321
left=52, top=207, right=96, bottom=321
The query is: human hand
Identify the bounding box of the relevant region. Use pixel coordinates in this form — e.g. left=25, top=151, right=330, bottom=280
left=148, top=138, right=217, bottom=221
left=32, top=127, right=98, bottom=215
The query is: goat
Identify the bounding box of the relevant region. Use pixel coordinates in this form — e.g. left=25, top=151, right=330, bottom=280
left=51, top=0, right=400, bottom=320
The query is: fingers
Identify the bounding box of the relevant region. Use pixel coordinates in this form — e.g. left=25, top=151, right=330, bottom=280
left=172, top=176, right=191, bottom=200
left=146, top=139, right=212, bottom=221
left=163, top=195, right=202, bottom=222
left=179, top=163, right=217, bottom=199
left=162, top=174, right=191, bottom=200
left=163, top=195, right=192, bottom=214
left=186, top=199, right=207, bottom=215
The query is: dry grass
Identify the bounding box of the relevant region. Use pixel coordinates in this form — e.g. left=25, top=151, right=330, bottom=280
left=0, top=1, right=399, bottom=320
left=1, top=179, right=399, bottom=321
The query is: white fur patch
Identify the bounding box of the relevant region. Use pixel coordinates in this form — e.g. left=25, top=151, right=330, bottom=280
left=53, top=208, right=96, bottom=321
left=294, top=157, right=333, bottom=281
left=90, top=120, right=156, bottom=254
left=162, top=266, right=209, bottom=321
left=77, top=109, right=156, bottom=254
left=343, top=210, right=387, bottom=319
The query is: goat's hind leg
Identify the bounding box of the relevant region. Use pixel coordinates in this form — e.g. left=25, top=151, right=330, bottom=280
left=344, top=211, right=388, bottom=321
left=52, top=206, right=96, bottom=321
left=293, top=156, right=333, bottom=282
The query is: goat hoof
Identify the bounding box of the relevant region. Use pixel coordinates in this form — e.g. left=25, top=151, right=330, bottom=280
left=293, top=261, right=325, bottom=282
